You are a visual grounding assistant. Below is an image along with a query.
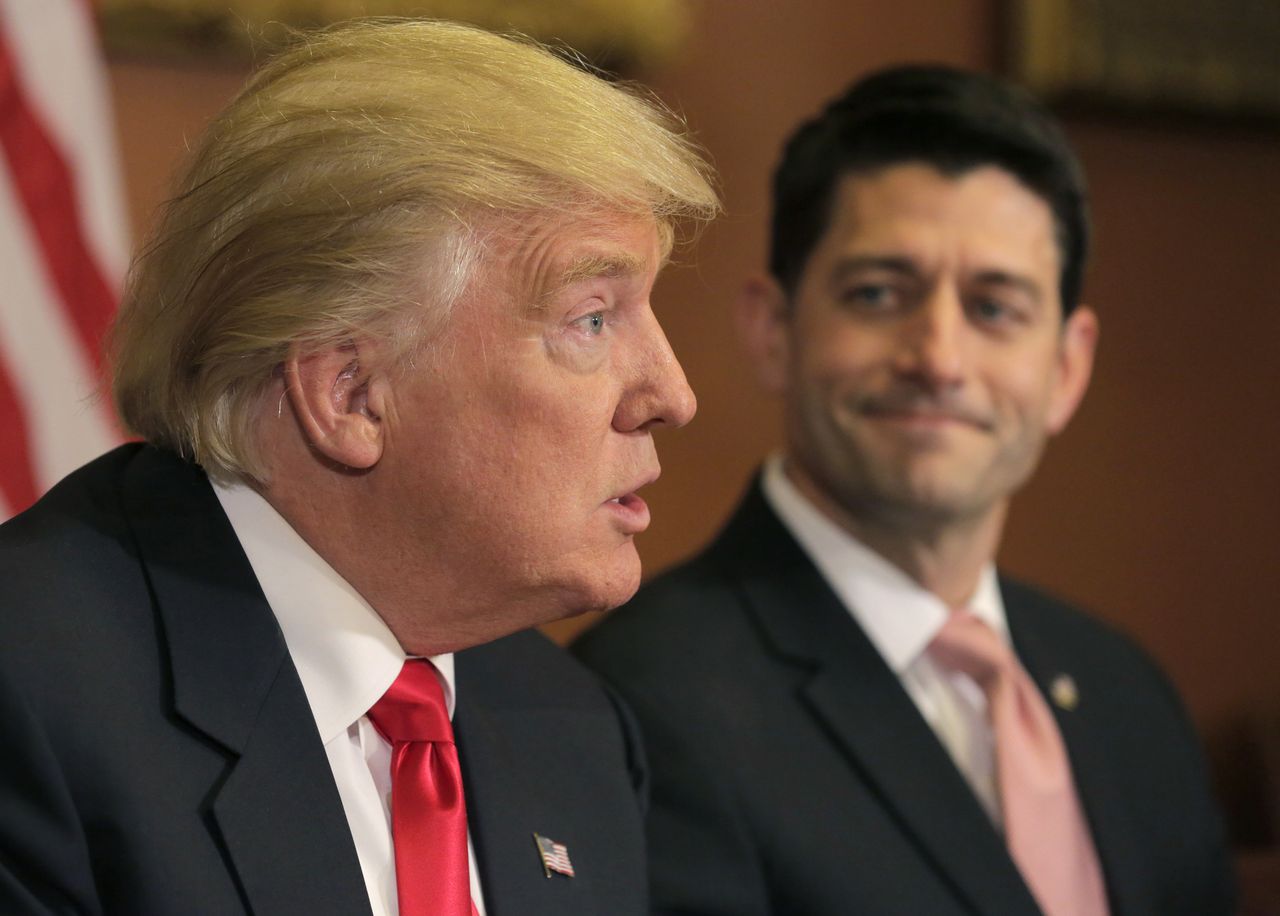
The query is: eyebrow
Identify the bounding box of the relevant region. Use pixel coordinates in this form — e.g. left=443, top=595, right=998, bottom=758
left=830, top=256, right=1044, bottom=303
left=561, top=253, right=647, bottom=285
left=829, top=255, right=920, bottom=283
left=971, top=269, right=1044, bottom=303
left=533, top=252, right=651, bottom=310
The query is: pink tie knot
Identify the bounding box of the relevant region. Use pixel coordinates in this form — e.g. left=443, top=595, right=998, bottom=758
left=928, top=610, right=1015, bottom=692
left=367, top=659, right=454, bottom=745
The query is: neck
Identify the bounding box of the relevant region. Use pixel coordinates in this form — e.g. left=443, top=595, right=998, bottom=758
left=254, top=430, right=520, bottom=656
left=263, top=477, right=521, bottom=654
left=784, top=465, right=1005, bottom=608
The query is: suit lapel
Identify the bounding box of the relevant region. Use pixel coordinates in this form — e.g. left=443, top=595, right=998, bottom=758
left=1009, top=593, right=1147, bottom=915
left=453, top=697, right=567, bottom=916
left=715, top=484, right=1042, bottom=916
left=120, top=448, right=371, bottom=915
left=453, top=642, right=603, bottom=916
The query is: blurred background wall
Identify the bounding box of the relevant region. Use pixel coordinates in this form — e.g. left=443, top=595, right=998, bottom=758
left=103, top=0, right=1278, bottom=893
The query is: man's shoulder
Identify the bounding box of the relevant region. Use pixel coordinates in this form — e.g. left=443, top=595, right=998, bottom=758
left=0, top=445, right=230, bottom=694
left=1, top=444, right=144, bottom=544
left=0, top=442, right=206, bottom=591
left=0, top=445, right=154, bottom=626
left=0, top=443, right=206, bottom=554
left=577, top=542, right=724, bottom=620
left=1000, top=575, right=1148, bottom=661
left=620, top=546, right=737, bottom=624
left=1000, top=574, right=1188, bottom=710
left=572, top=544, right=765, bottom=699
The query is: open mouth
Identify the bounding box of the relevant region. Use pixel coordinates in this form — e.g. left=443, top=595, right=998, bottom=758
left=605, top=491, right=651, bottom=533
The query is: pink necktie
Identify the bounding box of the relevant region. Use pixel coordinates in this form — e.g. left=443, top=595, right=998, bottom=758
left=930, top=612, right=1109, bottom=916
left=366, top=659, right=475, bottom=916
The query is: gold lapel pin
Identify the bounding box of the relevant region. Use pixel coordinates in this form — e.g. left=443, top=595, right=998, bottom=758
left=1050, top=674, right=1079, bottom=711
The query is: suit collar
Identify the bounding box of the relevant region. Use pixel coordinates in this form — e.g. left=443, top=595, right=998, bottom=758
left=760, top=456, right=1011, bottom=669
left=120, top=447, right=285, bottom=753
left=712, top=480, right=1043, bottom=916
left=210, top=478, right=413, bottom=743
left=119, top=446, right=371, bottom=915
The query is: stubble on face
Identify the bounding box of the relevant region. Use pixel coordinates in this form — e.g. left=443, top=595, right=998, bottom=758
left=780, top=165, right=1075, bottom=543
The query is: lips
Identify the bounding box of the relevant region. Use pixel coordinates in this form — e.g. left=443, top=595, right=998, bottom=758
left=868, top=408, right=970, bottom=426
left=859, top=398, right=993, bottom=431
left=604, top=471, right=659, bottom=534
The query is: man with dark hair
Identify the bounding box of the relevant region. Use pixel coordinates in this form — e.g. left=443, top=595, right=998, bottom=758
left=575, top=66, right=1233, bottom=915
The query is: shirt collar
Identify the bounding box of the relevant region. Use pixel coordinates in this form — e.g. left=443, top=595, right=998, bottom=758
left=211, top=479, right=457, bottom=743
left=761, top=454, right=1008, bottom=673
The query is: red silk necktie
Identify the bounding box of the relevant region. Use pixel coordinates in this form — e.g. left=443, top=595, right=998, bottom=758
left=930, top=612, right=1109, bottom=916
left=366, top=659, right=474, bottom=916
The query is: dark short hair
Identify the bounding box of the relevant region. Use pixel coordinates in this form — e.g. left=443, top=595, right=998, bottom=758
left=769, top=65, right=1089, bottom=316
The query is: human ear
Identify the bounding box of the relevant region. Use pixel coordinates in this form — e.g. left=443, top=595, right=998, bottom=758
left=283, top=340, right=386, bottom=469
left=735, top=274, right=792, bottom=394
left=1046, top=305, right=1099, bottom=435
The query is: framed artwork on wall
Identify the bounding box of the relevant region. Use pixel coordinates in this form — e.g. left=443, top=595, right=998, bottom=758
left=1007, top=0, right=1280, bottom=120
left=99, top=0, right=690, bottom=74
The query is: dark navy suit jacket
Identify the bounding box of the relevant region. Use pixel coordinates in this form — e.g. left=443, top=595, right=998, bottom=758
left=0, top=444, right=648, bottom=915
left=575, top=481, right=1234, bottom=916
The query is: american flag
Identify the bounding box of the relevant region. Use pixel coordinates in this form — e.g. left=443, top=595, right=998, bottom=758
left=533, top=832, right=575, bottom=878
left=0, top=0, right=127, bottom=521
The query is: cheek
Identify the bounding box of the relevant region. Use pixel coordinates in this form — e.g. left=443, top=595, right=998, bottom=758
left=799, top=336, right=881, bottom=397
left=986, top=360, right=1060, bottom=428
left=491, top=395, right=617, bottom=501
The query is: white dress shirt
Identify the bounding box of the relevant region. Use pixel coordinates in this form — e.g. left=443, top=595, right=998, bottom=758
left=212, top=480, right=487, bottom=916
left=762, top=455, right=1009, bottom=822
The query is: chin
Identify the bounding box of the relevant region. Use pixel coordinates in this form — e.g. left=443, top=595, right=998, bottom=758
left=562, top=551, right=643, bottom=619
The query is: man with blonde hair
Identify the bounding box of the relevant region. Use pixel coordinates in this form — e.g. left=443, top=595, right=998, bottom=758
left=0, top=19, right=717, bottom=915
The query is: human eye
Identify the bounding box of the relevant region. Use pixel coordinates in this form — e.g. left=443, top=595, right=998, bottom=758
left=839, top=283, right=898, bottom=312
left=968, top=295, right=1030, bottom=331
left=971, top=297, right=1009, bottom=321
left=572, top=310, right=607, bottom=336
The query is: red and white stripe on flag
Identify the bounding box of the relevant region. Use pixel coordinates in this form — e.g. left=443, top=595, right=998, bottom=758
left=0, top=0, right=127, bottom=521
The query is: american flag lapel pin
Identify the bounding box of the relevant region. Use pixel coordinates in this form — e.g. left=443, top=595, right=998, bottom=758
left=1050, top=673, right=1079, bottom=711
left=532, top=832, right=576, bottom=879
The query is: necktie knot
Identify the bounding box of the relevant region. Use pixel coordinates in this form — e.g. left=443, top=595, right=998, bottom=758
left=367, top=659, right=474, bottom=916
left=928, top=610, right=1015, bottom=692
left=367, top=659, right=454, bottom=745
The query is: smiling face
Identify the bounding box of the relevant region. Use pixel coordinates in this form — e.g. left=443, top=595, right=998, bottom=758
left=369, top=211, right=695, bottom=639
left=749, top=164, right=1096, bottom=536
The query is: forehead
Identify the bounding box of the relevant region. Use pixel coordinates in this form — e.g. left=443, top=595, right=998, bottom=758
left=468, top=210, right=663, bottom=313
left=818, top=164, right=1059, bottom=269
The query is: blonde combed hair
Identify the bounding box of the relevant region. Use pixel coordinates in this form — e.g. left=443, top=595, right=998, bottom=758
left=111, top=18, right=719, bottom=481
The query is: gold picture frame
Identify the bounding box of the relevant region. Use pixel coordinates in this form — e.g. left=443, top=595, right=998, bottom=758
left=1008, top=0, right=1280, bottom=119
left=100, top=0, right=691, bottom=74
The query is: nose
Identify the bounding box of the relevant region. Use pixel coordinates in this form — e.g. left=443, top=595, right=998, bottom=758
left=892, top=284, right=967, bottom=390
left=613, top=310, right=697, bottom=432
